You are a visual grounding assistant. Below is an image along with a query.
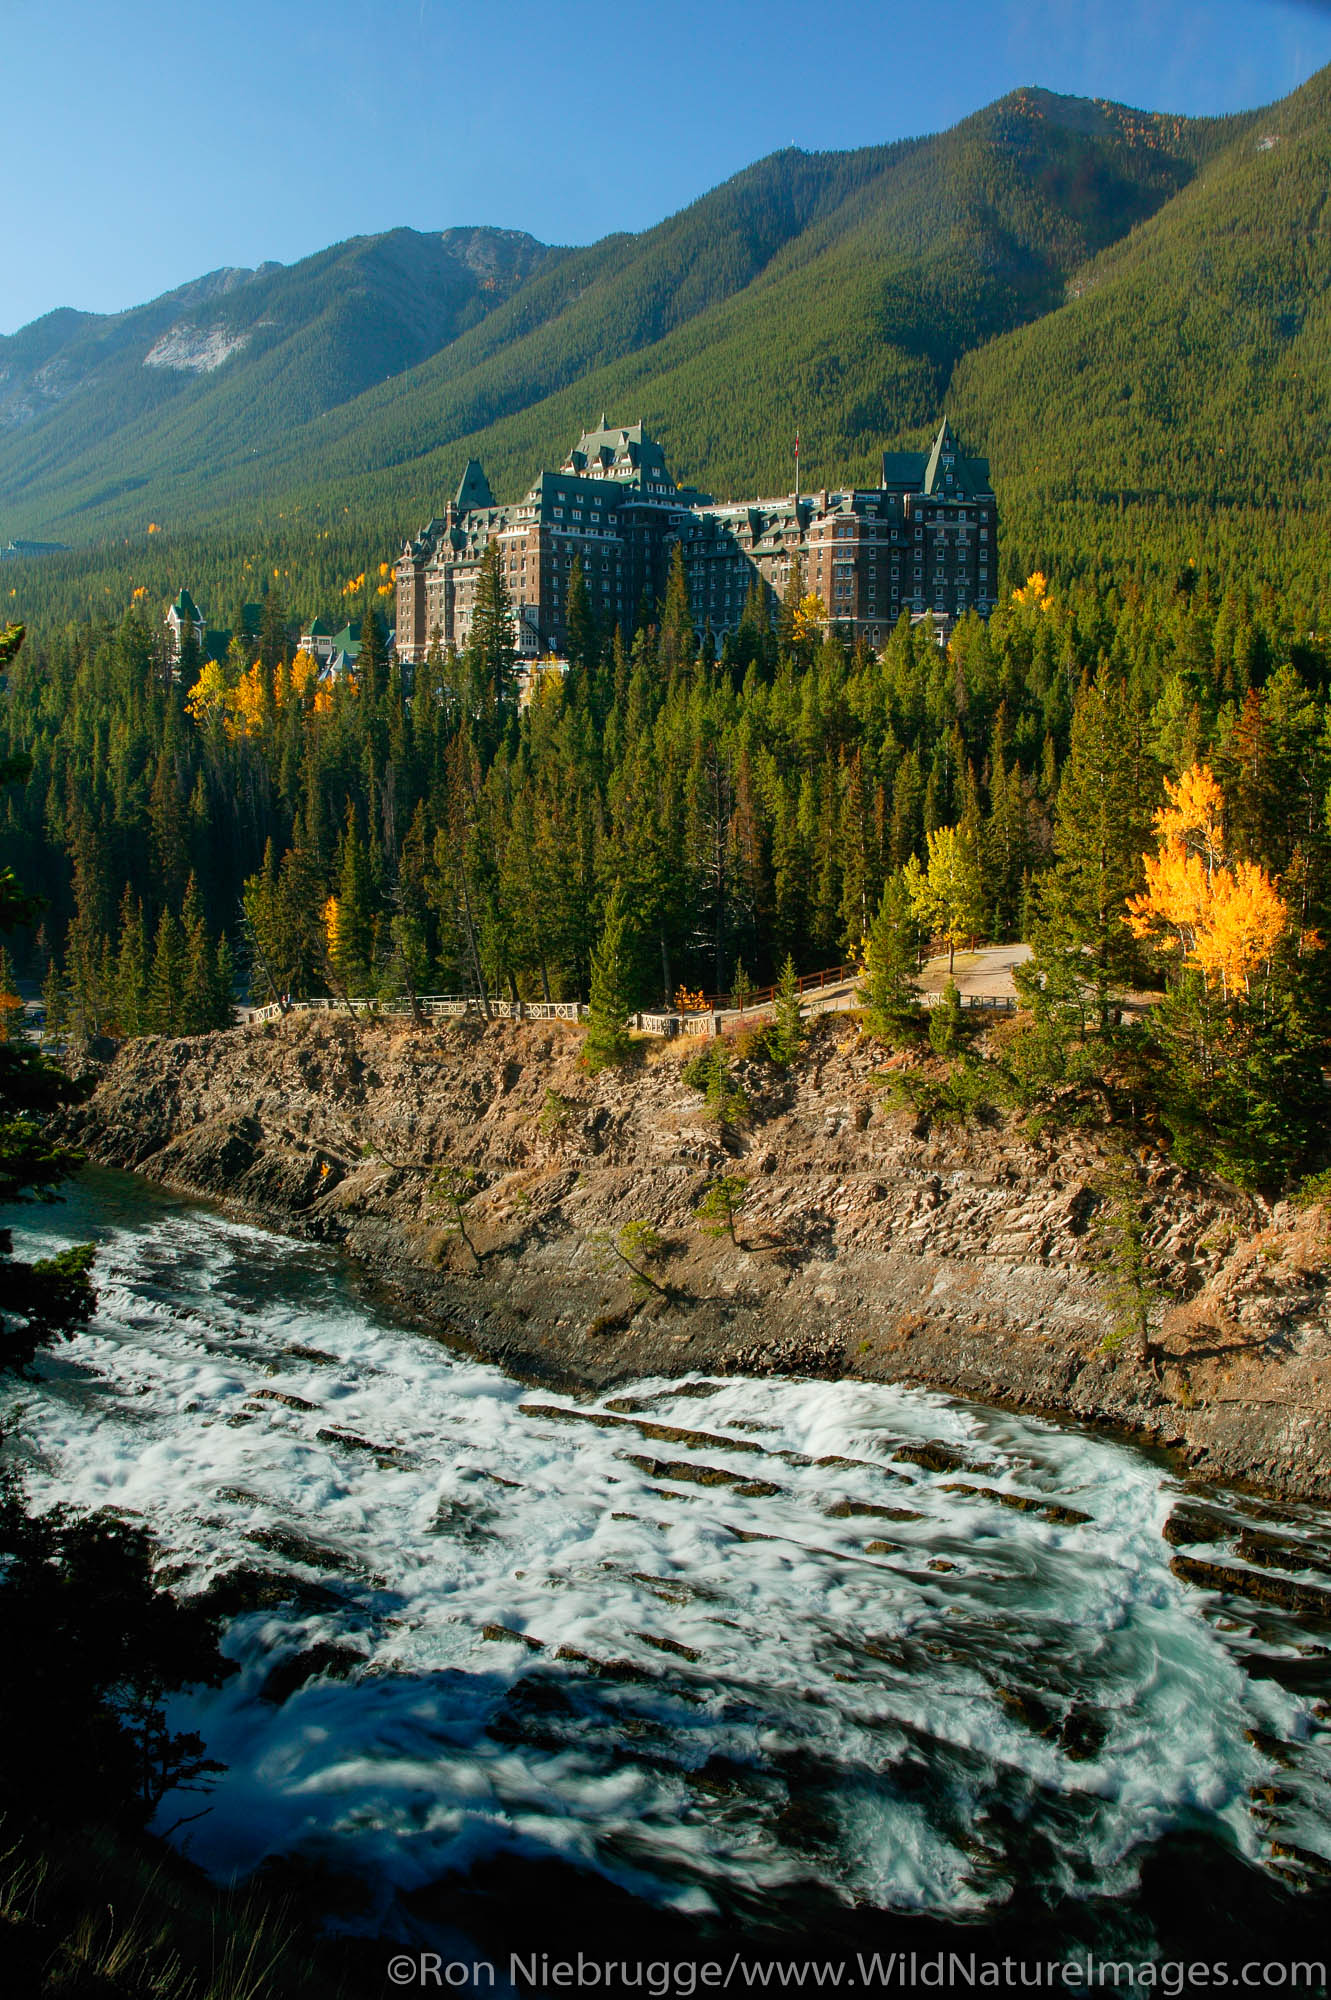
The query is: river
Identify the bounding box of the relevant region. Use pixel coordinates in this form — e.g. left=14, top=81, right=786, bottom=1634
left=5, top=1168, right=1331, bottom=1971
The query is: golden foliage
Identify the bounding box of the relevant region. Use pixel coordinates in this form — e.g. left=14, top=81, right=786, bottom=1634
left=1010, top=570, right=1050, bottom=609
left=184, top=660, right=231, bottom=728
left=185, top=649, right=328, bottom=741
left=323, top=894, right=343, bottom=967
left=1127, top=761, right=1289, bottom=997
left=1151, top=761, right=1226, bottom=868
left=288, top=648, right=319, bottom=700
left=791, top=591, right=827, bottom=642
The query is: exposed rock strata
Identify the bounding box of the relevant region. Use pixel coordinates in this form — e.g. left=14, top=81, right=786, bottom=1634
left=63, top=1011, right=1331, bottom=1499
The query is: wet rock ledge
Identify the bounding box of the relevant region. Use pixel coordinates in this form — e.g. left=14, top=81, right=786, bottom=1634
left=62, top=1010, right=1331, bottom=1502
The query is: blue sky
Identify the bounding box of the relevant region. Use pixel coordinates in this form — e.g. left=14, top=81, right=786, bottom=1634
left=3, top=0, right=1331, bottom=335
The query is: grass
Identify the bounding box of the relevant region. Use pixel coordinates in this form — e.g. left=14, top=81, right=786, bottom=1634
left=0, top=1814, right=357, bottom=2000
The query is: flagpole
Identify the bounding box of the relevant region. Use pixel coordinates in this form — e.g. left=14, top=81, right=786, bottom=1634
left=794, top=429, right=800, bottom=505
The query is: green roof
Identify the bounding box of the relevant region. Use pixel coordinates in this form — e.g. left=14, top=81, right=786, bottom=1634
left=171, top=587, right=203, bottom=623
left=455, top=459, right=495, bottom=514
left=883, top=419, right=992, bottom=501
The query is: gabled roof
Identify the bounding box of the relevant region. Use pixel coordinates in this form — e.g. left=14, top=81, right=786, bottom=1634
left=329, top=610, right=393, bottom=659
left=561, top=418, right=674, bottom=488
left=882, top=418, right=992, bottom=501
left=170, top=587, right=203, bottom=624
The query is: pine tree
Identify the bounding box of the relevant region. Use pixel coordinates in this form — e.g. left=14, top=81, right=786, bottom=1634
left=333, top=807, right=376, bottom=994
left=146, top=910, right=186, bottom=1036
left=861, top=871, right=921, bottom=1043
left=181, top=874, right=228, bottom=1032
left=355, top=593, right=387, bottom=705
left=0, top=945, right=22, bottom=1043
left=565, top=554, right=599, bottom=691
left=1026, top=675, right=1154, bottom=1030
left=472, top=542, right=518, bottom=719
left=695, top=1172, right=749, bottom=1246
left=259, top=585, right=288, bottom=678
left=0, top=819, right=95, bottom=1369
left=582, top=880, right=636, bottom=1071
left=113, top=891, right=148, bottom=1036
left=659, top=542, right=695, bottom=678
left=772, top=952, right=803, bottom=1063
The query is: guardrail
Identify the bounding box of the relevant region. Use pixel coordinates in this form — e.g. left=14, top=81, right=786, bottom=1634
left=241, top=973, right=1018, bottom=1036
left=245, top=995, right=590, bottom=1026
left=920, top=990, right=1017, bottom=1012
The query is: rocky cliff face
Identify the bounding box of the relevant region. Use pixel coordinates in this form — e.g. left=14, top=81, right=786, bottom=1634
left=64, top=1010, right=1331, bottom=1499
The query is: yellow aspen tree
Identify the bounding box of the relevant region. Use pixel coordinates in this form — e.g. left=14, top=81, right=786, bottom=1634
left=1127, top=761, right=1288, bottom=1000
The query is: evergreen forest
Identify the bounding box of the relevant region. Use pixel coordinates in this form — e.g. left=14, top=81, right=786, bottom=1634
left=3, top=515, right=1329, bottom=1194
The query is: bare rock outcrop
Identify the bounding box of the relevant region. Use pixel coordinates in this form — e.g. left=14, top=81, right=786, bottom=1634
left=62, top=1010, right=1331, bottom=1500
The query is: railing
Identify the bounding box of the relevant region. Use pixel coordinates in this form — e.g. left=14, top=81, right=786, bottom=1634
left=919, top=989, right=1016, bottom=1012
left=702, top=962, right=858, bottom=1013
left=244, top=995, right=589, bottom=1027
left=240, top=967, right=1017, bottom=1036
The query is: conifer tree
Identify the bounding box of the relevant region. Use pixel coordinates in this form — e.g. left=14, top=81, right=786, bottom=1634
left=0, top=945, right=22, bottom=1043
left=0, top=693, right=96, bottom=1369
left=772, top=952, right=803, bottom=1063
left=565, top=554, right=599, bottom=690
left=146, top=910, right=186, bottom=1035
left=356, top=592, right=388, bottom=708
left=861, top=871, right=921, bottom=1043
left=113, top=891, right=148, bottom=1036
left=1024, top=675, right=1154, bottom=1030
left=332, top=807, right=376, bottom=993
left=582, top=880, right=636, bottom=1071
left=259, top=585, right=288, bottom=678
left=659, top=542, right=695, bottom=678
left=472, top=542, right=518, bottom=718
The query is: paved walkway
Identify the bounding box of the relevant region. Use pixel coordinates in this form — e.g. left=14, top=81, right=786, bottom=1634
left=916, top=943, right=1031, bottom=1000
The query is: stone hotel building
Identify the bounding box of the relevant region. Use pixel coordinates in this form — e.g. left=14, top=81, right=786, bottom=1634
left=394, top=417, right=996, bottom=664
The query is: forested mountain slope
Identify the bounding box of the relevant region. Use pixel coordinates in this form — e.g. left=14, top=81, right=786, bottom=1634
left=0, top=227, right=557, bottom=521
left=951, top=63, right=1331, bottom=598
left=0, top=83, right=1246, bottom=590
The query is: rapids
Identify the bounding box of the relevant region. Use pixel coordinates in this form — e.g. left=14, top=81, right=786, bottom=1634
left=5, top=1167, right=1331, bottom=1954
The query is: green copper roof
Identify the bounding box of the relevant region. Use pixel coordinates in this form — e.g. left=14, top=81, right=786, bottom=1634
left=455, top=460, right=495, bottom=514
left=882, top=419, right=992, bottom=500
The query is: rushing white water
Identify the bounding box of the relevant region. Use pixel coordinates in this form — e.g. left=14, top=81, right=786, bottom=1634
left=6, top=1170, right=1331, bottom=1934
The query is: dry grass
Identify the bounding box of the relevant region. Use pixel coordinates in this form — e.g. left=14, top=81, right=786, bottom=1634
left=0, top=1816, right=341, bottom=2000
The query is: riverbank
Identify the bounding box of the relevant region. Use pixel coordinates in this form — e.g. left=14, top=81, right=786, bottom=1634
left=62, top=1008, right=1331, bottom=1501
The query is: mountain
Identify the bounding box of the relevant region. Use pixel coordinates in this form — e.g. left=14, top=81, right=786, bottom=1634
left=0, top=228, right=556, bottom=522
left=949, top=63, right=1331, bottom=591
left=0, top=85, right=1249, bottom=569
